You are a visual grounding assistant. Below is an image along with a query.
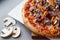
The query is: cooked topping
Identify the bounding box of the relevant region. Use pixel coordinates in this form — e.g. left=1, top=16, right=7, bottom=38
left=34, top=0, right=46, bottom=6
left=29, top=6, right=36, bottom=11
left=57, top=5, right=60, bottom=10
left=44, top=18, right=51, bottom=25
left=49, top=0, right=55, bottom=6
left=58, top=20, right=60, bottom=27
left=55, top=5, right=59, bottom=9
left=55, top=0, right=60, bottom=4
left=35, top=13, right=41, bottom=18
left=34, top=0, right=39, bottom=3
left=36, top=19, right=42, bottom=23
left=51, top=16, right=55, bottom=23
left=26, top=3, right=30, bottom=9
left=55, top=20, right=60, bottom=28
left=25, top=0, right=60, bottom=31
left=41, top=11, right=47, bottom=19
left=42, top=0, right=46, bottom=6
left=35, top=9, right=41, bottom=13
left=46, top=13, right=52, bottom=20
left=46, top=0, right=49, bottom=2
left=38, top=2, right=42, bottom=6
left=54, top=19, right=58, bottom=25
left=46, top=6, right=53, bottom=11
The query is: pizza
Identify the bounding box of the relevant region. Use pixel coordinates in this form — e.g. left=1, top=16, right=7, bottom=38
left=22, top=0, right=60, bottom=38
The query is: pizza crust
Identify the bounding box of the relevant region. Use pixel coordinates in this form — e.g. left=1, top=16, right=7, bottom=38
left=22, top=6, right=53, bottom=38
left=22, top=1, right=60, bottom=38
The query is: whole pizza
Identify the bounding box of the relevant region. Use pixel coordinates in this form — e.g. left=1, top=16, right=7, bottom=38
left=22, top=0, right=60, bottom=38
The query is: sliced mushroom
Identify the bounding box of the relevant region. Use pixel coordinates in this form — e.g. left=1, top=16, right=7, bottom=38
left=55, top=5, right=59, bottom=8
left=12, top=26, right=21, bottom=38
left=46, top=6, right=53, bottom=11
left=34, top=0, right=39, bottom=3
left=54, top=19, right=58, bottom=25
left=44, top=18, right=51, bottom=25
left=46, top=0, right=49, bottom=2
left=55, top=21, right=60, bottom=29
left=35, top=9, right=41, bottom=13
left=3, top=17, right=16, bottom=27
left=29, top=6, right=36, bottom=12
left=55, top=0, right=60, bottom=4
left=0, top=27, right=13, bottom=37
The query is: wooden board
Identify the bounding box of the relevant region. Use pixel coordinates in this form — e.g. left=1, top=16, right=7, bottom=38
left=32, top=32, right=50, bottom=40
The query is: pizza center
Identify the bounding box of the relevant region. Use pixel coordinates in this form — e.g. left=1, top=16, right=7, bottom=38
left=24, top=0, right=60, bottom=33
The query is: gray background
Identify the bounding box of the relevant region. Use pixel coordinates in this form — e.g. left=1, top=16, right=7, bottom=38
left=0, top=0, right=32, bottom=40
left=0, top=0, right=60, bottom=40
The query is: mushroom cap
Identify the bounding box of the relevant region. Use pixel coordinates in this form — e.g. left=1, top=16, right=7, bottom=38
left=12, top=26, right=21, bottom=38
left=3, top=17, right=16, bottom=27
left=0, top=27, right=13, bottom=37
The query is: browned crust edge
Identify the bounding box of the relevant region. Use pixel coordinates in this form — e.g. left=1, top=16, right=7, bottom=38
left=22, top=0, right=60, bottom=38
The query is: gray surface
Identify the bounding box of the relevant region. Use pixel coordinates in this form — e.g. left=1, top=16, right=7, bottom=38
left=0, top=0, right=60, bottom=40
left=0, top=0, right=32, bottom=40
